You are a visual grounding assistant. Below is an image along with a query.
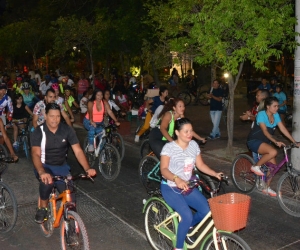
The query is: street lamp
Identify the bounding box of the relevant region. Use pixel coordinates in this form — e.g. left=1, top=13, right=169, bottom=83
left=73, top=46, right=77, bottom=51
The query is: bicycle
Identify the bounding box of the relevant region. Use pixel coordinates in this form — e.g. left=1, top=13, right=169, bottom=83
left=40, top=174, right=92, bottom=249
left=83, top=128, right=121, bottom=181
left=104, top=122, right=125, bottom=161
left=143, top=179, right=251, bottom=250
left=177, top=84, right=209, bottom=106
left=0, top=152, right=18, bottom=233
left=140, top=138, right=152, bottom=159
left=138, top=151, right=228, bottom=198
left=231, top=143, right=299, bottom=196
left=10, top=119, right=31, bottom=160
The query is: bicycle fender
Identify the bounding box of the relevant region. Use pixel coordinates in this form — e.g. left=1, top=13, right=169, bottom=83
left=142, top=196, right=173, bottom=213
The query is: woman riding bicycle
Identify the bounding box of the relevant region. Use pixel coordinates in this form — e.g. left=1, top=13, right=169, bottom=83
left=83, top=89, right=120, bottom=152
left=247, top=96, right=300, bottom=196
left=149, top=98, right=206, bottom=159
left=160, top=118, right=222, bottom=250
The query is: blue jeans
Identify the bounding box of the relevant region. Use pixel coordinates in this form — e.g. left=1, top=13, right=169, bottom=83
left=209, top=110, right=222, bottom=137
left=83, top=117, right=103, bottom=145
left=160, top=183, right=209, bottom=249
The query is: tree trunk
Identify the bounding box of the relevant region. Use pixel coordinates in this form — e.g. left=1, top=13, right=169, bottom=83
left=33, top=53, right=37, bottom=69
left=226, top=62, right=244, bottom=157
left=89, top=49, right=94, bottom=89
left=151, top=61, right=160, bottom=86
left=211, top=62, right=217, bottom=82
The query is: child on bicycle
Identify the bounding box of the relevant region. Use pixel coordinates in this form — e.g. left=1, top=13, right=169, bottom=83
left=247, top=96, right=300, bottom=196
left=11, top=94, right=33, bottom=151
left=160, top=118, right=222, bottom=250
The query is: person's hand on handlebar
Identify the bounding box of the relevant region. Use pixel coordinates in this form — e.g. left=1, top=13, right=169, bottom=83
left=275, top=141, right=286, bottom=148
left=214, top=172, right=224, bottom=180
left=86, top=168, right=96, bottom=177
left=40, top=172, right=53, bottom=185
left=115, top=121, right=120, bottom=126
left=174, top=177, right=189, bottom=191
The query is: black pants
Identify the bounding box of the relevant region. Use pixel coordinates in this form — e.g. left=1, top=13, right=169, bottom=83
left=149, top=127, right=168, bottom=159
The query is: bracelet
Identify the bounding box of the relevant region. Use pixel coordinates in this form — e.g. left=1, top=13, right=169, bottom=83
left=173, top=175, right=178, bottom=182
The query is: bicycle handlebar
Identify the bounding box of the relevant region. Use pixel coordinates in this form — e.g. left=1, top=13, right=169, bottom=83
left=284, top=142, right=299, bottom=150
left=187, top=174, right=229, bottom=189
left=52, top=174, right=94, bottom=183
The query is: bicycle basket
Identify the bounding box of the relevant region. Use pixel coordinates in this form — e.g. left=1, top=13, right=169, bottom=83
left=208, top=192, right=251, bottom=232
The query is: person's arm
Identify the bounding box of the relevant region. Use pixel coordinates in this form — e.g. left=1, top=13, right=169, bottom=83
left=71, top=143, right=96, bottom=177
left=195, top=154, right=222, bottom=179
left=61, top=110, right=72, bottom=127
left=25, top=105, right=33, bottom=116
left=87, top=101, right=96, bottom=127
left=32, top=114, right=38, bottom=128
left=277, top=122, right=299, bottom=147
left=192, top=131, right=206, bottom=142
left=160, top=112, right=173, bottom=142
left=73, top=100, right=79, bottom=109
left=31, top=146, right=52, bottom=184
left=0, top=120, right=17, bottom=160
left=240, top=111, right=255, bottom=121
left=104, top=101, right=120, bottom=126
left=64, top=101, right=74, bottom=122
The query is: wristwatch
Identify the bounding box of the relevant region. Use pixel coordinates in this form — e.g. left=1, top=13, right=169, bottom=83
left=173, top=175, right=178, bottom=182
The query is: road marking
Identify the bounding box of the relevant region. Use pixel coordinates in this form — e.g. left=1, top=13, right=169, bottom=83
left=277, top=240, right=300, bottom=249
left=77, top=186, right=147, bottom=240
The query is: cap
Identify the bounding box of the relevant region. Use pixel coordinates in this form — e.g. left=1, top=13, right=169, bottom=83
left=64, top=85, right=71, bottom=91
left=22, top=82, right=30, bottom=90
left=51, top=83, right=59, bottom=90
left=0, top=83, right=8, bottom=90
left=16, top=77, right=22, bottom=81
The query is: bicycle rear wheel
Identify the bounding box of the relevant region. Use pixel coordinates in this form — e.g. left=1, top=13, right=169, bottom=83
left=177, top=92, right=191, bottom=106
left=203, top=231, right=251, bottom=250
left=98, top=144, right=121, bottom=181
left=138, top=156, right=161, bottom=192
left=144, top=199, right=176, bottom=250
left=231, top=154, right=256, bottom=193
left=0, top=182, right=18, bottom=233
left=40, top=201, right=54, bottom=237
left=111, top=132, right=125, bottom=161
left=60, top=210, right=89, bottom=250
left=198, top=91, right=209, bottom=106
left=0, top=144, right=8, bottom=160
left=83, top=138, right=96, bottom=167
left=277, top=172, right=300, bottom=217
left=140, top=139, right=153, bottom=159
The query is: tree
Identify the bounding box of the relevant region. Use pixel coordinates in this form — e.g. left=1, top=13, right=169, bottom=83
left=146, top=0, right=298, bottom=155
left=52, top=15, right=106, bottom=84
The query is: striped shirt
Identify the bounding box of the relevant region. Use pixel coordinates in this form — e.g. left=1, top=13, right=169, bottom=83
left=161, top=140, right=200, bottom=187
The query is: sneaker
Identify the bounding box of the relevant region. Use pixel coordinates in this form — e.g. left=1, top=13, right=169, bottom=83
left=215, top=134, right=220, bottom=139
left=206, top=135, right=215, bottom=140
left=13, top=141, right=19, bottom=151
left=262, top=187, right=277, bottom=197
left=250, top=166, right=264, bottom=176
left=88, top=144, right=94, bottom=152
left=185, top=227, right=196, bottom=245
left=35, top=207, right=48, bottom=224
left=134, top=135, right=140, bottom=143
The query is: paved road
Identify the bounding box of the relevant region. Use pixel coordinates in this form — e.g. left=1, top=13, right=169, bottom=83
left=1, top=98, right=300, bottom=249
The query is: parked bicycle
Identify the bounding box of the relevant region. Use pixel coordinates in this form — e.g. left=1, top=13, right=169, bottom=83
left=83, top=128, right=121, bottom=181
left=177, top=84, right=209, bottom=106
left=105, top=122, right=125, bottom=161
left=0, top=149, right=18, bottom=233
left=231, top=143, right=299, bottom=203
left=143, top=179, right=251, bottom=250
left=40, top=174, right=92, bottom=249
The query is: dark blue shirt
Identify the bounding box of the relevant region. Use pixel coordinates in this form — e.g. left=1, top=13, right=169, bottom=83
left=150, top=96, right=164, bottom=113
left=210, top=88, right=224, bottom=111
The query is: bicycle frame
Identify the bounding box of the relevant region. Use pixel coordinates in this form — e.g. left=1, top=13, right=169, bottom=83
left=143, top=197, right=229, bottom=250
left=92, top=130, right=106, bottom=158
left=147, top=162, right=161, bottom=182
left=49, top=187, right=75, bottom=228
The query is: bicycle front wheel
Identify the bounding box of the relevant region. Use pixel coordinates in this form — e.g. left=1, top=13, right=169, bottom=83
left=198, top=91, right=210, bottom=106
left=99, top=144, right=121, bottom=181
left=177, top=92, right=191, bottom=106
left=83, top=138, right=96, bottom=167
left=60, top=210, right=90, bottom=250
left=111, top=132, right=125, bottom=161
left=277, top=172, right=300, bottom=217
left=0, top=182, right=18, bottom=233
left=140, top=139, right=153, bottom=159
left=138, top=156, right=160, bottom=192
left=144, top=199, right=176, bottom=250
left=231, top=154, right=256, bottom=193
left=203, top=231, right=251, bottom=250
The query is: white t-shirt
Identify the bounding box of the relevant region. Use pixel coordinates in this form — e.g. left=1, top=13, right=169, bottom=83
left=39, top=81, right=52, bottom=95
left=161, top=140, right=200, bottom=187
left=80, top=97, right=88, bottom=113
left=108, top=99, right=120, bottom=112
left=35, top=73, right=42, bottom=85
left=150, top=105, right=163, bottom=128
left=67, top=78, right=74, bottom=87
